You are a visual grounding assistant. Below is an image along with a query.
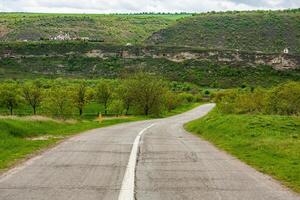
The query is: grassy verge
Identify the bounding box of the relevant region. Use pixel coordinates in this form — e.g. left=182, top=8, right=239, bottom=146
left=0, top=102, right=203, bottom=172
left=185, top=110, right=300, bottom=193
left=0, top=116, right=146, bottom=172
left=161, top=102, right=203, bottom=117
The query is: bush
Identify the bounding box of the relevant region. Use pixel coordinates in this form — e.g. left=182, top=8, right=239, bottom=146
left=108, top=100, right=124, bottom=116
left=179, top=92, right=195, bottom=103
left=164, top=92, right=182, bottom=111
left=42, top=86, right=73, bottom=119
left=266, top=82, right=300, bottom=115
left=215, top=82, right=300, bottom=116
left=235, top=88, right=267, bottom=114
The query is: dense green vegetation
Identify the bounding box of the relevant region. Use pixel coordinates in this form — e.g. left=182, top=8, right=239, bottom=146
left=0, top=74, right=205, bottom=118
left=186, top=82, right=300, bottom=192
left=147, top=9, right=300, bottom=54
left=0, top=13, right=190, bottom=44
left=185, top=111, right=300, bottom=192
left=214, top=81, right=300, bottom=115
left=0, top=41, right=299, bottom=88
left=1, top=55, right=299, bottom=88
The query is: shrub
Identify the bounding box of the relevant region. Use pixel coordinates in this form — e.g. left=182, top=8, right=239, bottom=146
left=42, top=86, right=73, bottom=119
left=179, top=92, right=195, bottom=103
left=108, top=100, right=124, bottom=116
left=266, top=82, right=300, bottom=115
left=215, top=82, right=300, bottom=116
left=164, top=92, right=182, bottom=111
left=235, top=88, right=267, bottom=114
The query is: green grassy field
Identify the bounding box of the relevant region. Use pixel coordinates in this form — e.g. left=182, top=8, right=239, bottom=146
left=185, top=110, right=300, bottom=192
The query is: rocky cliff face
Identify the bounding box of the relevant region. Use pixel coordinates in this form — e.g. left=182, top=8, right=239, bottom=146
left=1, top=44, right=299, bottom=70
left=86, top=47, right=300, bottom=70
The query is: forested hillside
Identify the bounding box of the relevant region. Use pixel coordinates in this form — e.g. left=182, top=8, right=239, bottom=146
left=147, top=9, right=300, bottom=54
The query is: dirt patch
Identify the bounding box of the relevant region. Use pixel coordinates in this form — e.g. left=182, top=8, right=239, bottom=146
left=26, top=135, right=65, bottom=141
left=0, top=25, right=11, bottom=38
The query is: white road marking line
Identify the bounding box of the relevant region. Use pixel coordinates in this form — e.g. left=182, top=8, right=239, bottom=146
left=118, top=124, right=155, bottom=200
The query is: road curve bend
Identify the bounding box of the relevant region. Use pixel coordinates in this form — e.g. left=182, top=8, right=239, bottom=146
left=0, top=103, right=299, bottom=200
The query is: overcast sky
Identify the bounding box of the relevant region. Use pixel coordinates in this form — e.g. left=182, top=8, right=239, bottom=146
left=0, top=0, right=299, bottom=13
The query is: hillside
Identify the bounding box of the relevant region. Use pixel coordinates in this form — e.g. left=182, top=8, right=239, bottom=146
left=0, top=13, right=190, bottom=44
left=0, top=42, right=299, bottom=88
left=146, top=9, right=300, bottom=54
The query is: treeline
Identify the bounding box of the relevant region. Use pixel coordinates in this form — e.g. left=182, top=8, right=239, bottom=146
left=214, top=82, right=300, bottom=116
left=0, top=73, right=204, bottom=118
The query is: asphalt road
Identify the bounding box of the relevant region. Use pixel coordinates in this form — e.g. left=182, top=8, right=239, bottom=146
left=0, top=104, right=299, bottom=200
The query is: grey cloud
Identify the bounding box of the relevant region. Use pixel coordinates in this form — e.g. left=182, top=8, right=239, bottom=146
left=0, top=0, right=299, bottom=13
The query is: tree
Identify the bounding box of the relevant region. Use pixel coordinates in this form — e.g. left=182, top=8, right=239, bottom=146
left=117, top=82, right=134, bottom=115
left=0, top=82, right=21, bottom=115
left=108, top=99, right=124, bottom=117
left=72, top=82, right=89, bottom=116
left=95, top=80, right=114, bottom=115
left=127, top=73, right=167, bottom=116
left=43, top=86, right=73, bottom=119
left=165, top=91, right=181, bottom=111
left=22, top=81, right=43, bottom=115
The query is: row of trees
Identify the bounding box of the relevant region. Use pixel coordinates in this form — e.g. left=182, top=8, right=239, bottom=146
left=0, top=73, right=201, bottom=118
left=214, top=82, right=300, bottom=116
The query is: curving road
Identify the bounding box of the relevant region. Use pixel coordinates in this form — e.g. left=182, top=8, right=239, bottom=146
left=0, top=104, right=299, bottom=200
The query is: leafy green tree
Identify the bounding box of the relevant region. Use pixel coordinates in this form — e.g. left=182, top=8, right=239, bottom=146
left=95, top=80, right=115, bottom=115
left=72, top=82, right=89, bottom=116
left=0, top=82, right=21, bottom=115
left=117, top=82, right=135, bottom=115
left=108, top=100, right=124, bottom=116
left=127, top=73, right=167, bottom=116
left=165, top=91, right=181, bottom=111
left=22, top=81, right=43, bottom=115
left=43, top=86, right=73, bottom=119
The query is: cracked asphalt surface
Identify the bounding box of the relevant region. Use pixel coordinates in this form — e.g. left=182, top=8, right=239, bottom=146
left=0, top=104, right=299, bottom=200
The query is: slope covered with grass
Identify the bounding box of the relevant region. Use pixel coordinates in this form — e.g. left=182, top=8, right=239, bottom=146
left=185, top=110, right=300, bottom=192
left=0, top=13, right=190, bottom=44
left=147, top=9, right=300, bottom=54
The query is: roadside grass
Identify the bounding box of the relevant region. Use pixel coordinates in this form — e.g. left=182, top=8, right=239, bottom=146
left=0, top=102, right=202, bottom=172
left=185, top=110, right=300, bottom=192
left=161, top=102, right=203, bottom=117
left=0, top=116, right=146, bottom=172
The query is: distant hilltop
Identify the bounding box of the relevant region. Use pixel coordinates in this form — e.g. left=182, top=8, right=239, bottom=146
left=0, top=9, right=300, bottom=54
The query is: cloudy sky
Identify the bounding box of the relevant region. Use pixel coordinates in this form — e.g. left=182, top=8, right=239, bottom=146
left=0, top=0, right=299, bottom=13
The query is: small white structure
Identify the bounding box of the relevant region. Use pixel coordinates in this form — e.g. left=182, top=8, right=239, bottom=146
left=283, top=48, right=289, bottom=54
left=126, top=43, right=133, bottom=46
